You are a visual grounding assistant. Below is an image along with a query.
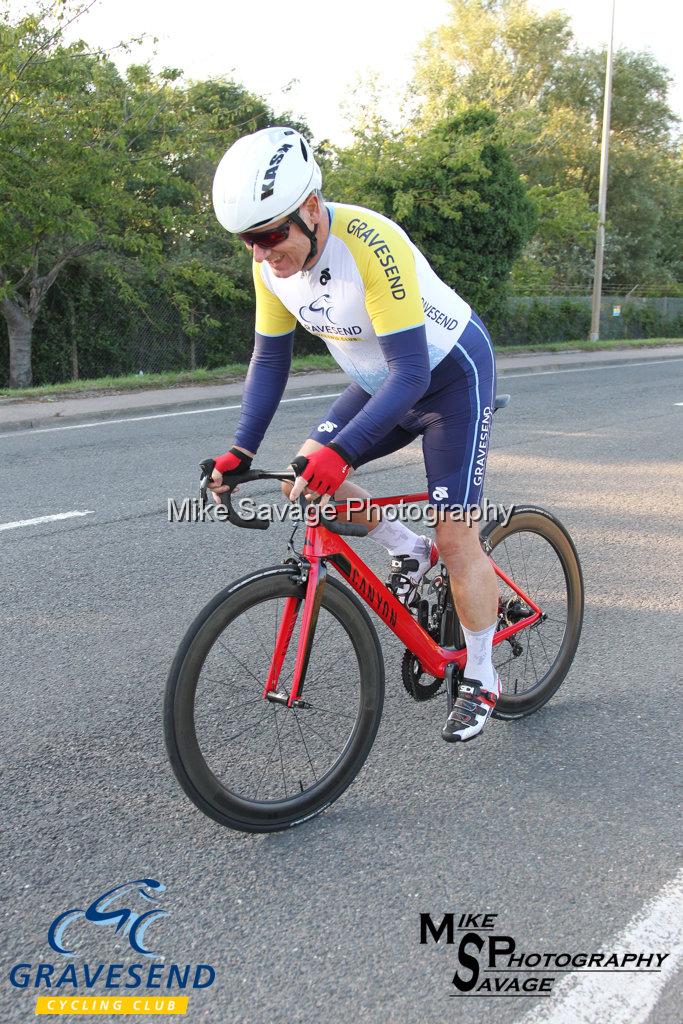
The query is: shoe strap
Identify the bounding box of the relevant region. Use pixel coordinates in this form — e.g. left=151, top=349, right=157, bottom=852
left=460, top=680, right=498, bottom=706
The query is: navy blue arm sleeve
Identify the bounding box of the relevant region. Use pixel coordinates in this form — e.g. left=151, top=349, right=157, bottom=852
left=233, top=331, right=294, bottom=453
left=332, top=324, right=431, bottom=465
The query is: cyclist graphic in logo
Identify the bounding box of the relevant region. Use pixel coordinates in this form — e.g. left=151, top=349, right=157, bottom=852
left=299, top=293, right=337, bottom=326
left=48, top=878, right=168, bottom=958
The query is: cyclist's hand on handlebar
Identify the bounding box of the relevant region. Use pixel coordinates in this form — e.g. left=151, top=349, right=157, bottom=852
left=207, top=446, right=253, bottom=503
left=288, top=443, right=352, bottom=503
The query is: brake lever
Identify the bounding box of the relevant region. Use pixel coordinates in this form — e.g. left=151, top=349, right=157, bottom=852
left=199, top=458, right=215, bottom=508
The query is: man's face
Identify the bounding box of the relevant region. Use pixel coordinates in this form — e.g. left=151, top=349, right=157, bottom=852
left=246, top=197, right=320, bottom=277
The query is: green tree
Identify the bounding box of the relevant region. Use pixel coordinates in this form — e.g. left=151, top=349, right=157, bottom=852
left=412, top=0, right=574, bottom=122
left=0, top=3, right=291, bottom=387
left=0, top=4, right=179, bottom=384
left=326, top=108, right=536, bottom=320
left=410, top=0, right=681, bottom=292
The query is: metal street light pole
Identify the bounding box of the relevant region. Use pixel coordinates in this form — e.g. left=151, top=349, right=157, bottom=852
left=590, top=0, right=616, bottom=341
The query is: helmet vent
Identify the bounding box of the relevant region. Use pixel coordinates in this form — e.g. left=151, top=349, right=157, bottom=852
left=300, top=139, right=309, bottom=161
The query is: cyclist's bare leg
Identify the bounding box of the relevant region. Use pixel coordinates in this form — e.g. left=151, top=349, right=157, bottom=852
left=435, top=515, right=497, bottom=630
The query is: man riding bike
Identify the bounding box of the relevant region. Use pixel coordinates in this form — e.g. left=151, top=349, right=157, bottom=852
left=209, top=126, right=499, bottom=744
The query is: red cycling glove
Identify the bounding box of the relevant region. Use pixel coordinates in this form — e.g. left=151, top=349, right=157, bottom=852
left=298, top=443, right=352, bottom=496
left=214, top=447, right=253, bottom=477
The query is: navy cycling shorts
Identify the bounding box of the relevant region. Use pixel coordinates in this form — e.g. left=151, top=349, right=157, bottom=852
left=308, top=312, right=496, bottom=508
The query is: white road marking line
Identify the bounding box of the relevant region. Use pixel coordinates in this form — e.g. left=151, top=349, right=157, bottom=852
left=0, top=510, right=95, bottom=532
left=675, top=402, right=683, bottom=406
left=519, top=868, right=683, bottom=1024
left=1, top=357, right=681, bottom=440
left=0, top=391, right=345, bottom=439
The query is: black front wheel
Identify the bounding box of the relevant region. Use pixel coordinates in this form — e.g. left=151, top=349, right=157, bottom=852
left=480, top=506, right=584, bottom=719
left=164, top=568, right=385, bottom=832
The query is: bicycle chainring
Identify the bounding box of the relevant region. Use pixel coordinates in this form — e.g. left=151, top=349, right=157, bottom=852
left=401, top=649, right=444, bottom=702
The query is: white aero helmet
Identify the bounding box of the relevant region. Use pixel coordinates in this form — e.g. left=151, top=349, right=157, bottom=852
left=212, top=126, right=322, bottom=233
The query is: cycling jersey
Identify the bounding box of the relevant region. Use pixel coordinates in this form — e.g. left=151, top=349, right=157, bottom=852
left=253, top=202, right=472, bottom=391
left=234, top=202, right=481, bottom=464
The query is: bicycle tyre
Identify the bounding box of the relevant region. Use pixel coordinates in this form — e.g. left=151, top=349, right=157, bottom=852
left=164, top=566, right=384, bottom=832
left=480, top=506, right=584, bottom=720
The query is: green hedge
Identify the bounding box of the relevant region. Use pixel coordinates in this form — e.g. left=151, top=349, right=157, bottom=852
left=497, top=298, right=683, bottom=345
left=3, top=275, right=682, bottom=388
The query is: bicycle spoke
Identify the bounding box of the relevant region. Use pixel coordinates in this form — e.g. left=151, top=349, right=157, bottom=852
left=274, top=710, right=288, bottom=799
left=299, top=702, right=357, bottom=721
left=215, top=639, right=265, bottom=689
left=219, top=712, right=275, bottom=748
left=531, top=627, right=553, bottom=668
left=291, top=715, right=340, bottom=753
left=526, top=633, right=540, bottom=680
left=253, top=723, right=283, bottom=800
left=292, top=713, right=318, bottom=783
left=280, top=619, right=342, bottom=691
left=190, top=590, right=366, bottom=811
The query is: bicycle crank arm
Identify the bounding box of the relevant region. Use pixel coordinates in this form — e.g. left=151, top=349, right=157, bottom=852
left=445, top=662, right=459, bottom=716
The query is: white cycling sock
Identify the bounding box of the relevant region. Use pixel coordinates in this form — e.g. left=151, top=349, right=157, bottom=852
left=369, top=517, right=423, bottom=556
left=461, top=622, right=499, bottom=693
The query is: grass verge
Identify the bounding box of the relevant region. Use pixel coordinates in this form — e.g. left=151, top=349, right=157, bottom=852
left=1, top=338, right=680, bottom=401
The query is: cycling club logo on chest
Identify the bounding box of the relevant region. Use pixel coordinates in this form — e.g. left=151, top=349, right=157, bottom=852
left=298, top=292, right=363, bottom=340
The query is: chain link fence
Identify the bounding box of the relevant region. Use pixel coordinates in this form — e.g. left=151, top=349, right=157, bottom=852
left=2, top=289, right=681, bottom=388
left=495, top=294, right=683, bottom=345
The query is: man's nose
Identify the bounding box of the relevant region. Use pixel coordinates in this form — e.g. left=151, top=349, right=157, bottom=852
left=252, top=243, right=271, bottom=262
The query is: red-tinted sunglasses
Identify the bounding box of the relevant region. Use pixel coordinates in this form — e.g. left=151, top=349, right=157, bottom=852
left=238, top=219, right=293, bottom=249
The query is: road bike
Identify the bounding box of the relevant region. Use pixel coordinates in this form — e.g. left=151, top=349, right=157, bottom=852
left=164, top=395, right=584, bottom=833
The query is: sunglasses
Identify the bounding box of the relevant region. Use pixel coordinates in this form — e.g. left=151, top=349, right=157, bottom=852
left=238, top=219, right=293, bottom=249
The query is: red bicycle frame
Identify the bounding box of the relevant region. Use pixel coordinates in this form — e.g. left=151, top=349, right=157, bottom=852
left=263, top=493, right=542, bottom=707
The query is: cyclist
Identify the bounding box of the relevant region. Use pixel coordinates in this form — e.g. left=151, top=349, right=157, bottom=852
left=209, top=126, right=499, bottom=743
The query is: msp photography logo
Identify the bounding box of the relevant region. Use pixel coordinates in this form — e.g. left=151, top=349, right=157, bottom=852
left=420, top=910, right=672, bottom=1000
left=8, top=877, right=217, bottom=1017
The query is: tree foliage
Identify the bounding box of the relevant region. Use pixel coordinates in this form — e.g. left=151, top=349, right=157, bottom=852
left=411, top=0, right=681, bottom=292
left=326, top=108, right=536, bottom=321
left=0, top=1, right=300, bottom=385
left=1, top=0, right=680, bottom=387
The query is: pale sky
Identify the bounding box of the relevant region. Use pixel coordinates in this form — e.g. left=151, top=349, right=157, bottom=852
left=23, top=0, right=683, bottom=143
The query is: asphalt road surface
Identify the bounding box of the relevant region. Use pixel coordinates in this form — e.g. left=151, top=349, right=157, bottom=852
left=1, top=357, right=682, bottom=1023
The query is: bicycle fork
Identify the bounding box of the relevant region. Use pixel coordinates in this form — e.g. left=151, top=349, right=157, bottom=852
left=262, top=558, right=326, bottom=708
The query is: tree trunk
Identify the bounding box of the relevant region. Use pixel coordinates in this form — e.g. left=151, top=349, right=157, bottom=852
left=1, top=297, right=34, bottom=388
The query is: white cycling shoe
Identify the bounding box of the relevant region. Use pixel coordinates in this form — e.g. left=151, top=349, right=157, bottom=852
left=442, top=675, right=500, bottom=743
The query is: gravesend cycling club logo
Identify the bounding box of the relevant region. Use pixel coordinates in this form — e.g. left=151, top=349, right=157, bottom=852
left=299, top=292, right=337, bottom=326
left=7, top=877, right=217, bottom=1017
left=48, top=878, right=168, bottom=957
left=420, top=910, right=672, bottom=999
left=298, top=293, right=362, bottom=338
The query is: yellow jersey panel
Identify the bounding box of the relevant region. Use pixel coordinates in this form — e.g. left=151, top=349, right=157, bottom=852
left=253, top=260, right=297, bottom=337
left=330, top=206, right=425, bottom=336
